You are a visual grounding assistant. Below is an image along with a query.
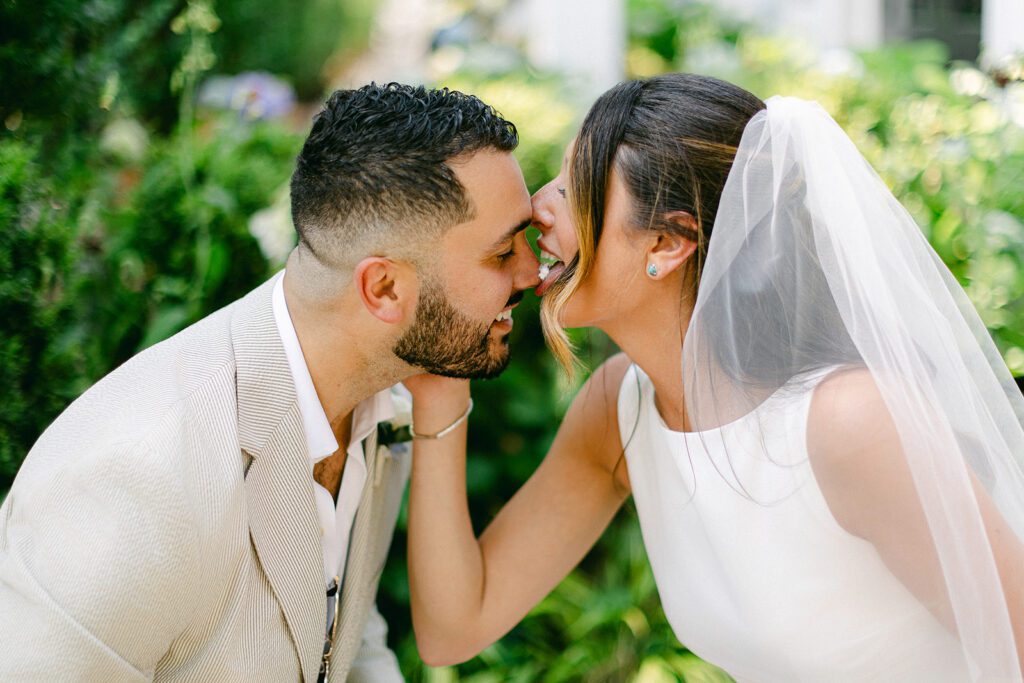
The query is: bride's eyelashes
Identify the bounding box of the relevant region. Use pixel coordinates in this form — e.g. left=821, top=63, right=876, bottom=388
left=557, top=187, right=566, bottom=198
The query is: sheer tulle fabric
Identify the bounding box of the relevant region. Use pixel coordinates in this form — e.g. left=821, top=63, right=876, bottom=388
left=681, top=97, right=1024, bottom=680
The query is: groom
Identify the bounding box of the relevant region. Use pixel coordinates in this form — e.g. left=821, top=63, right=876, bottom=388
left=0, top=83, right=539, bottom=681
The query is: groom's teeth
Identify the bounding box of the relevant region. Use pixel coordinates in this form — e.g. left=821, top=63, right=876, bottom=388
left=494, top=309, right=512, bottom=323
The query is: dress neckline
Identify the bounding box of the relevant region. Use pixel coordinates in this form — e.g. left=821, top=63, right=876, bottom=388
left=630, top=363, right=825, bottom=441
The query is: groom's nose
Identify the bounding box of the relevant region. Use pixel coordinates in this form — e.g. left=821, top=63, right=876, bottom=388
left=513, top=233, right=541, bottom=290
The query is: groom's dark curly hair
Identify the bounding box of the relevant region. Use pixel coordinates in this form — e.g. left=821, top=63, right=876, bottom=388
left=290, top=82, right=518, bottom=270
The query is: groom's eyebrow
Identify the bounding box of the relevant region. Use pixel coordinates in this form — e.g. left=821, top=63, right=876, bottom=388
left=489, top=217, right=533, bottom=251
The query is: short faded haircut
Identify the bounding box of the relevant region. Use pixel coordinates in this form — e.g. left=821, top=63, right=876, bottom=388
left=290, top=82, right=519, bottom=270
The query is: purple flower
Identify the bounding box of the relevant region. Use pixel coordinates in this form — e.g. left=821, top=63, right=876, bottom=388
left=198, top=71, right=296, bottom=120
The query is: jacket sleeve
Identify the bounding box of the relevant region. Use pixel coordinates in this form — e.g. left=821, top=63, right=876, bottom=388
left=346, top=602, right=404, bottom=682
left=0, top=441, right=199, bottom=681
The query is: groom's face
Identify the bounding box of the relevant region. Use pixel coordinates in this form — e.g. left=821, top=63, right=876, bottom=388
left=394, top=150, right=539, bottom=379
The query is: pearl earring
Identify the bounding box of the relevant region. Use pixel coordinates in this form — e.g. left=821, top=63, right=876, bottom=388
left=647, top=263, right=658, bottom=277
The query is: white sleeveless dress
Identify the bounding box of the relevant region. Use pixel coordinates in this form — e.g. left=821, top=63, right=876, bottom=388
left=618, top=363, right=972, bottom=682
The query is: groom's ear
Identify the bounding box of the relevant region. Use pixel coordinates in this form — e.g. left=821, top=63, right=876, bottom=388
left=353, top=257, right=413, bottom=324
left=645, top=211, right=699, bottom=279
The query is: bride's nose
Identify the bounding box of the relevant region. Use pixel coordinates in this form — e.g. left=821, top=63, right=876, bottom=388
left=531, top=180, right=558, bottom=233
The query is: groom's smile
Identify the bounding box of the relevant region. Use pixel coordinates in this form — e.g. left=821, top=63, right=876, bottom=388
left=491, top=289, right=525, bottom=334
left=393, top=149, right=539, bottom=380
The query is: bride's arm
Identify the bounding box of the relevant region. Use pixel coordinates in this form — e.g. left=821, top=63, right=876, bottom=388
left=405, top=353, right=633, bottom=666
left=807, top=368, right=1024, bottom=672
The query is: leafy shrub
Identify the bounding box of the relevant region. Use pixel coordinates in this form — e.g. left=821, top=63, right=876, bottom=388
left=0, top=0, right=184, bottom=150
left=75, top=116, right=300, bottom=367
left=0, top=114, right=301, bottom=493
left=0, top=0, right=306, bottom=492
left=0, top=139, right=82, bottom=484
left=214, top=0, right=376, bottom=100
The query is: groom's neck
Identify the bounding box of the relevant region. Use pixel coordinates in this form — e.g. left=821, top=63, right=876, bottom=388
left=284, top=283, right=407, bottom=437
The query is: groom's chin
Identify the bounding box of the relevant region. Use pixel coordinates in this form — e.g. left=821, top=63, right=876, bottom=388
left=436, top=353, right=512, bottom=382
left=476, top=355, right=511, bottom=381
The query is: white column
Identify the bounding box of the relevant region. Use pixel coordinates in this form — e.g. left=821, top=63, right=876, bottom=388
left=981, top=0, right=1024, bottom=64
left=525, top=0, right=625, bottom=93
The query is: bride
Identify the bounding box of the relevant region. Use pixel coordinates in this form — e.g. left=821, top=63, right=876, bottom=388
left=403, top=73, right=1024, bottom=681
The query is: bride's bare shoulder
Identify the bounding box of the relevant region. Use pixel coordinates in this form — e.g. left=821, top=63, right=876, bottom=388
left=805, top=366, right=905, bottom=536
left=568, top=353, right=634, bottom=425
left=559, top=353, right=634, bottom=486
left=581, top=352, right=634, bottom=403
left=806, top=366, right=895, bottom=459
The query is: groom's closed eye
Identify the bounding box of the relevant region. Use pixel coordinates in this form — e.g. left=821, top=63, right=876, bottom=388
left=489, top=217, right=533, bottom=262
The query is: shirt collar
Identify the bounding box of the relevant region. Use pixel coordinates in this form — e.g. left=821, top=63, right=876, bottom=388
left=272, top=272, right=398, bottom=463
left=352, top=384, right=396, bottom=446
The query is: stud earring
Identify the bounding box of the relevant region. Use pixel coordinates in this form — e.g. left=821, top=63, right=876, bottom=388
left=647, top=263, right=658, bottom=277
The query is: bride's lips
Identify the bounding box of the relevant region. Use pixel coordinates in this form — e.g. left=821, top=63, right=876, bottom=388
left=535, top=263, right=566, bottom=297
left=535, top=238, right=568, bottom=297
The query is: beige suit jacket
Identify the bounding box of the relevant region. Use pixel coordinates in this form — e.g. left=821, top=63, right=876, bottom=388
left=0, top=277, right=410, bottom=682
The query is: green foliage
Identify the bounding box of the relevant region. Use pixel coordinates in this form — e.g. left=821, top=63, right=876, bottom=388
left=0, top=113, right=300, bottom=493
left=629, top=0, right=683, bottom=64
left=0, top=139, right=81, bottom=483
left=78, top=116, right=300, bottom=367
left=0, top=0, right=365, bottom=151
left=0, top=0, right=308, bottom=491
left=0, top=0, right=184, bottom=148
left=669, top=11, right=1024, bottom=373
left=170, top=0, right=222, bottom=98
left=214, top=0, right=376, bottom=99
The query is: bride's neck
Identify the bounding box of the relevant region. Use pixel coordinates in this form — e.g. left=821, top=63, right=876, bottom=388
left=603, top=294, right=694, bottom=431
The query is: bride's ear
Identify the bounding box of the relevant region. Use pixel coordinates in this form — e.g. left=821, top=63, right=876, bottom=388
left=645, top=211, right=699, bottom=279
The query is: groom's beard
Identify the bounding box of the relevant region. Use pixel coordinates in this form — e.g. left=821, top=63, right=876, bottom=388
left=394, top=276, right=512, bottom=380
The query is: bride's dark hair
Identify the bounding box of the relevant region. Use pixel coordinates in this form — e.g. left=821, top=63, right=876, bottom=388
left=544, top=73, right=860, bottom=394
left=541, top=73, right=766, bottom=372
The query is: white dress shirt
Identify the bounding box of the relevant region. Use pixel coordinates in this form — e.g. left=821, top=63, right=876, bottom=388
left=272, top=273, right=396, bottom=586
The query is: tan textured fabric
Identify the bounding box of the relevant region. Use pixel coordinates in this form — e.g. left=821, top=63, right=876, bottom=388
left=0, top=276, right=411, bottom=682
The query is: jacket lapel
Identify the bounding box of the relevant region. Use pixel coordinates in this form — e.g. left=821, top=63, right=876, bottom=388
left=233, top=276, right=325, bottom=683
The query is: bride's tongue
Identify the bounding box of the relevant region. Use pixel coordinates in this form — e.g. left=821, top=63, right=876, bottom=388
left=535, top=261, right=567, bottom=297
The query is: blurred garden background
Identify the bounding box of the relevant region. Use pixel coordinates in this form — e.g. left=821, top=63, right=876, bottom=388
left=2, top=0, right=1024, bottom=680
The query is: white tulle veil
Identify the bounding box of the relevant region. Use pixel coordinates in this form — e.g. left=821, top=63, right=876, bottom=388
left=681, top=96, right=1024, bottom=680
